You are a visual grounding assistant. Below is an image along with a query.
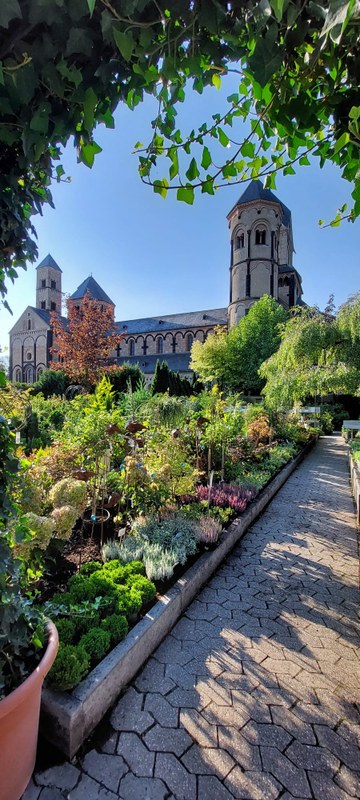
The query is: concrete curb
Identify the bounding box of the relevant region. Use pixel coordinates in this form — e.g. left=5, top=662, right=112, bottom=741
left=40, top=440, right=314, bottom=758
left=348, top=451, right=360, bottom=525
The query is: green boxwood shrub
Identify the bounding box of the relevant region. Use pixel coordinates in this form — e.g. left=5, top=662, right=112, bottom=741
left=130, top=575, right=156, bottom=605
left=54, top=617, right=77, bottom=645
left=80, top=561, right=102, bottom=576
left=48, top=644, right=90, bottom=691
left=79, top=627, right=111, bottom=664
left=101, top=614, right=128, bottom=645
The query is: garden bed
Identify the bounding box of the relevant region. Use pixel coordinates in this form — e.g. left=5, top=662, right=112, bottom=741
left=40, top=439, right=314, bottom=758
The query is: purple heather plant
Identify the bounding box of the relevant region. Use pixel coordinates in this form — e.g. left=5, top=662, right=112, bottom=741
left=196, top=483, right=256, bottom=513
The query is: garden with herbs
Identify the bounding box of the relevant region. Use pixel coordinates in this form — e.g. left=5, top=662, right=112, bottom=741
left=1, top=369, right=320, bottom=697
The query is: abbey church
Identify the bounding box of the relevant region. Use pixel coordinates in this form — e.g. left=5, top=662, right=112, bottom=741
left=9, top=180, right=304, bottom=383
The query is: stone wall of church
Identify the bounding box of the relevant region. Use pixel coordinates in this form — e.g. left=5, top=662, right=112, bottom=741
left=116, top=327, right=216, bottom=360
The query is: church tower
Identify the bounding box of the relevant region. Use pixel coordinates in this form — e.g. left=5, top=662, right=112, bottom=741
left=227, top=180, right=303, bottom=326
left=36, top=253, right=62, bottom=313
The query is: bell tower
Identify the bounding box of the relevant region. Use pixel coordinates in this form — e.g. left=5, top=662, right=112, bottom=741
left=36, top=254, right=62, bottom=313
left=227, top=180, right=301, bottom=326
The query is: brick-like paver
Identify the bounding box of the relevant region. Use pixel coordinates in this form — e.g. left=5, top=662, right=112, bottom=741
left=26, top=436, right=360, bottom=799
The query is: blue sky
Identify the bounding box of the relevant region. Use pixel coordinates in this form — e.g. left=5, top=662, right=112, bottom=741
left=1, top=74, right=359, bottom=351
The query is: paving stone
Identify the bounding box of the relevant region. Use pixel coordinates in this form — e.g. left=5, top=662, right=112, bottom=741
left=154, top=753, right=196, bottom=800
left=69, top=774, right=117, bottom=800
left=270, top=706, right=316, bottom=745
left=22, top=780, right=41, bottom=800
left=218, top=727, right=262, bottom=770
left=286, top=741, right=340, bottom=773
left=110, top=687, right=154, bottom=734
left=202, top=700, right=250, bottom=729
left=335, top=765, right=360, bottom=797
left=241, top=721, right=292, bottom=750
left=181, top=744, right=235, bottom=778
left=144, top=724, right=192, bottom=756
left=36, top=763, right=80, bottom=790
left=165, top=663, right=196, bottom=690
left=38, top=790, right=65, bottom=800
left=144, top=692, right=179, bottom=727
left=308, top=771, right=354, bottom=800
left=224, top=767, right=282, bottom=799
left=134, top=658, right=176, bottom=694
left=314, top=725, right=360, bottom=769
left=118, top=773, right=168, bottom=800
left=99, top=731, right=118, bottom=755
left=117, top=733, right=155, bottom=777
left=260, top=746, right=311, bottom=797
left=198, top=775, right=235, bottom=800
left=81, top=750, right=127, bottom=793
left=180, top=709, right=218, bottom=747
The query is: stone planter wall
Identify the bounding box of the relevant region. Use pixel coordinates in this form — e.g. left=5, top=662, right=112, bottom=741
left=40, top=440, right=315, bottom=759
left=348, top=452, right=360, bottom=525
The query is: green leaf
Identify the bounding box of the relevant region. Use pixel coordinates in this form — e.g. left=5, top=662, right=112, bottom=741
left=79, top=140, right=102, bottom=168
left=83, top=87, right=97, bottom=132
left=218, top=128, right=230, bottom=147
left=241, top=141, right=255, bottom=158
left=177, top=186, right=195, bottom=205
left=0, top=0, right=21, bottom=28
left=169, top=149, right=179, bottom=180
left=249, top=36, right=283, bottom=86
left=349, top=106, right=360, bottom=121
left=185, top=158, right=200, bottom=181
left=153, top=178, right=169, bottom=198
left=270, top=0, right=285, bottom=23
left=201, top=178, right=215, bottom=195
left=212, top=73, right=222, bottom=90
left=334, top=131, right=350, bottom=153
left=113, top=28, right=134, bottom=61
left=30, top=106, right=49, bottom=134
left=201, top=146, right=212, bottom=170
left=299, top=156, right=311, bottom=166
left=86, top=0, right=96, bottom=16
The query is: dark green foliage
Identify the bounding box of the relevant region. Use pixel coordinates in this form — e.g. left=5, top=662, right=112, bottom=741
left=79, top=627, right=111, bottom=664
left=48, top=644, right=90, bottom=691
left=108, top=365, right=143, bottom=396
left=130, top=575, right=156, bottom=605
left=54, top=617, right=77, bottom=645
left=151, top=361, right=193, bottom=396
left=0, top=415, right=45, bottom=698
left=79, top=561, right=103, bottom=576
left=31, top=370, right=69, bottom=398
left=101, top=614, right=128, bottom=646
left=115, top=586, right=143, bottom=618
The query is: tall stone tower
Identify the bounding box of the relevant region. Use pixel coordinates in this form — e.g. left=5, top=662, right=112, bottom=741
left=36, top=253, right=62, bottom=313
left=227, top=180, right=303, bottom=326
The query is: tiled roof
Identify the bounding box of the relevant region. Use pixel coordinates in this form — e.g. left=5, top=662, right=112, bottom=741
left=116, top=308, right=227, bottom=335
left=70, top=276, right=114, bottom=305
left=36, top=254, right=62, bottom=272
left=116, top=354, right=192, bottom=374
left=228, top=180, right=292, bottom=226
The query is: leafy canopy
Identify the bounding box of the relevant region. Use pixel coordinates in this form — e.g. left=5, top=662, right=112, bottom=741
left=260, top=299, right=360, bottom=408
left=50, top=292, right=123, bottom=387
left=191, top=295, right=287, bottom=393
left=0, top=0, right=359, bottom=307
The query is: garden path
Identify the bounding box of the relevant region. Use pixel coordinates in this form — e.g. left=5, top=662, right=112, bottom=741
left=25, top=434, right=360, bottom=800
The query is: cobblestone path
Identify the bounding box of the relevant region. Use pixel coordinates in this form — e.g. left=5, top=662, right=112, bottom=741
left=27, top=435, right=360, bottom=800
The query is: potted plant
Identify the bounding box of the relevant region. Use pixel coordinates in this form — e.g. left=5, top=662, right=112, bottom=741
left=0, top=415, right=58, bottom=800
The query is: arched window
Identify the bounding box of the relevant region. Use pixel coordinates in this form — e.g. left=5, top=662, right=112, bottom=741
left=24, top=366, right=34, bottom=384
left=15, top=369, right=21, bottom=382
left=278, top=277, right=283, bottom=287
left=255, top=228, right=266, bottom=245
left=236, top=233, right=244, bottom=249
left=284, top=276, right=289, bottom=287
left=37, top=367, right=43, bottom=379
left=28, top=319, right=31, bottom=330
left=26, top=352, right=32, bottom=361
left=156, top=336, right=163, bottom=354
left=129, top=339, right=135, bottom=356
left=186, top=333, right=194, bottom=351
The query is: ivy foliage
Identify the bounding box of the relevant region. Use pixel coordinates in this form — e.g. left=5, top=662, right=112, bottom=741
left=0, top=0, right=359, bottom=306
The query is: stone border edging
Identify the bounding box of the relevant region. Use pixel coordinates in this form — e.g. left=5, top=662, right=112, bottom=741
left=348, top=451, right=360, bottom=525
left=40, top=440, right=315, bottom=758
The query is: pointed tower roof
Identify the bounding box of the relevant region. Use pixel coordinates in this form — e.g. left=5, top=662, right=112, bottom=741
left=36, top=253, right=62, bottom=272
left=228, top=180, right=291, bottom=226
left=70, top=275, right=114, bottom=306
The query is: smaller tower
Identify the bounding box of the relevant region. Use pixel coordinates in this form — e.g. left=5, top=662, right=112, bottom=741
left=36, top=254, right=62, bottom=313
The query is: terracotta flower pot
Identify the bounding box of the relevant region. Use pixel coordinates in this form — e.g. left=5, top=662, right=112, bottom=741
left=0, top=620, right=59, bottom=800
